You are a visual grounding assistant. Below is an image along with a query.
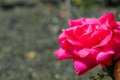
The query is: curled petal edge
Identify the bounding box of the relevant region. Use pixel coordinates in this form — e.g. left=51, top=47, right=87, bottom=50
left=54, top=48, right=73, bottom=60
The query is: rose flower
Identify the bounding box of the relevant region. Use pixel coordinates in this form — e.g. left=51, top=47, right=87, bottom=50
left=54, top=12, right=120, bottom=75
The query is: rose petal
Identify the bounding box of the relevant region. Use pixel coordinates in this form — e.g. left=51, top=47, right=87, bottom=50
left=98, top=12, right=117, bottom=29
left=115, top=53, right=120, bottom=60
left=73, top=49, right=90, bottom=58
left=58, top=31, right=74, bottom=50
left=68, top=18, right=97, bottom=27
left=54, top=48, right=73, bottom=60
left=65, top=27, right=84, bottom=47
left=73, top=50, right=98, bottom=75
left=99, top=58, right=113, bottom=67
left=114, top=29, right=120, bottom=43
left=94, top=30, right=112, bottom=48
left=117, top=22, right=120, bottom=26
left=65, top=27, right=78, bottom=41
left=85, top=18, right=97, bottom=24
left=96, top=50, right=114, bottom=66
left=98, top=13, right=115, bottom=24
left=68, top=18, right=85, bottom=27
left=74, top=58, right=98, bottom=75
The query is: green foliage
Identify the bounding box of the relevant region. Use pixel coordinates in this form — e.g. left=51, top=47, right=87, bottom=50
left=89, top=73, right=110, bottom=80
left=41, top=0, right=64, bottom=5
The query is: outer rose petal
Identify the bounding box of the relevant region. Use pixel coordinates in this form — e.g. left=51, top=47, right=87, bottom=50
left=74, top=58, right=98, bottom=75
left=57, top=30, right=66, bottom=44
left=117, top=22, right=120, bottom=26
left=98, top=13, right=115, bottom=24
left=54, top=48, right=73, bottom=60
left=84, top=18, right=97, bottom=24
left=68, top=18, right=97, bottom=27
left=96, top=50, right=114, bottom=66
left=58, top=31, right=73, bottom=50
left=73, top=51, right=98, bottom=75
left=68, top=18, right=85, bottom=27
left=98, top=12, right=117, bottom=29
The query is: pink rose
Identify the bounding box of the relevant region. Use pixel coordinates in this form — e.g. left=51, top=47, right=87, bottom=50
left=54, top=12, right=120, bottom=75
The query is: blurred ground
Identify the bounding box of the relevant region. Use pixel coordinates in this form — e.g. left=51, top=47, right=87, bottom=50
left=0, top=0, right=119, bottom=80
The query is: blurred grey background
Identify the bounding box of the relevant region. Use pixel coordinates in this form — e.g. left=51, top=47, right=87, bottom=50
left=0, top=0, right=120, bottom=80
